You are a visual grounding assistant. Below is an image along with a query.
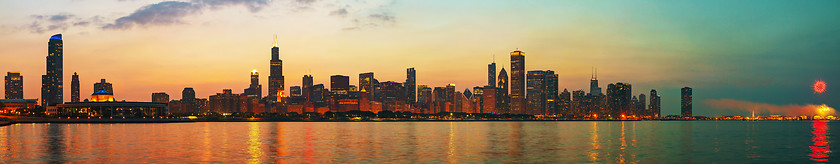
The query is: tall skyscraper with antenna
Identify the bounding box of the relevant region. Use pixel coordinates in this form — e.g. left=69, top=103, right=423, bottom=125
left=268, top=35, right=285, bottom=102
left=590, top=68, right=601, bottom=96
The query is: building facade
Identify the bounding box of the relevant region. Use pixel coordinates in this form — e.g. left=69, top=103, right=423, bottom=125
left=71, top=72, right=79, bottom=102
left=681, top=87, right=693, bottom=118
left=5, top=72, right=23, bottom=99
left=510, top=50, right=525, bottom=114
left=41, top=34, right=63, bottom=106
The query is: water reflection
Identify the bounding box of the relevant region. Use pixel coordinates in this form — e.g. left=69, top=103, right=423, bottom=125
left=0, top=121, right=836, bottom=163
left=44, top=124, right=66, bottom=163
left=247, top=122, right=262, bottom=164
left=809, top=120, right=830, bottom=162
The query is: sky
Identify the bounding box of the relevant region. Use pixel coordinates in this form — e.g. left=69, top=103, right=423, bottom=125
left=0, top=0, right=838, bottom=116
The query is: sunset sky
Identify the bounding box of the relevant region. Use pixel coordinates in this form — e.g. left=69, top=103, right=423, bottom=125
left=1, top=0, right=838, bottom=116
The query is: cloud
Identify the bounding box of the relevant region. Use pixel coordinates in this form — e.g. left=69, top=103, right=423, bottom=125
left=103, top=0, right=269, bottom=30
left=329, top=8, right=348, bottom=17
left=368, top=13, right=394, bottom=22
left=26, top=14, right=103, bottom=33
left=704, top=98, right=835, bottom=116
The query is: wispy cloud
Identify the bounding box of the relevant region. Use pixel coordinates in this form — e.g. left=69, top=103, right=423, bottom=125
left=102, top=0, right=269, bottom=30
left=27, top=14, right=103, bottom=33
left=704, top=98, right=835, bottom=116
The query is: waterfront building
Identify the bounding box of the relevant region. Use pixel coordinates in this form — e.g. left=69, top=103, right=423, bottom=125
left=243, top=70, right=262, bottom=98
left=41, top=34, right=63, bottom=106
left=497, top=68, right=509, bottom=113
left=209, top=89, right=240, bottom=113
left=559, top=89, right=571, bottom=116
left=359, top=72, right=375, bottom=100
left=545, top=70, right=558, bottom=115
left=590, top=68, right=601, bottom=96
left=268, top=36, right=285, bottom=102
left=606, top=83, right=632, bottom=118
left=482, top=86, right=496, bottom=113
left=650, top=89, right=661, bottom=118
left=682, top=87, right=693, bottom=118
left=0, top=99, right=38, bottom=113
left=417, top=85, right=432, bottom=113
left=302, top=74, right=313, bottom=102
left=5, top=72, right=23, bottom=99
left=406, top=68, right=416, bottom=106
left=488, top=62, right=496, bottom=86
left=526, top=70, right=545, bottom=115
left=510, top=50, right=525, bottom=114
left=152, top=92, right=169, bottom=104
left=71, top=72, right=79, bottom=102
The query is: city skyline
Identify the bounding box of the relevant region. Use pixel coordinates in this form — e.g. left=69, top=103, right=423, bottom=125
left=0, top=0, right=838, bottom=117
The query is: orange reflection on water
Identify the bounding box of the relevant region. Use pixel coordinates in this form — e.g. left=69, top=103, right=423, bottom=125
left=247, top=122, right=262, bottom=164
left=589, top=122, right=600, bottom=162
left=809, top=120, right=830, bottom=162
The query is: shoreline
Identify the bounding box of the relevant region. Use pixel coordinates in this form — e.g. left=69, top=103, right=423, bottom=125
left=0, top=118, right=832, bottom=125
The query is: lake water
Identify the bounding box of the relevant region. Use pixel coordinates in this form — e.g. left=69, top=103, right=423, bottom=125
left=0, top=121, right=836, bottom=163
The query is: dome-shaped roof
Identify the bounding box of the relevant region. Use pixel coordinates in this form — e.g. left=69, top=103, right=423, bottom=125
left=92, top=90, right=113, bottom=95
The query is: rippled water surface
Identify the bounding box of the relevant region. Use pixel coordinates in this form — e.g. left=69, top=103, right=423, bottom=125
left=0, top=121, right=837, bottom=163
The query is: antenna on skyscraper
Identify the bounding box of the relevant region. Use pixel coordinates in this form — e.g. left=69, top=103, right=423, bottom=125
left=273, top=34, right=278, bottom=47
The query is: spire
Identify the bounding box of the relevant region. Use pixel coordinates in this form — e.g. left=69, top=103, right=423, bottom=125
left=272, top=34, right=277, bottom=47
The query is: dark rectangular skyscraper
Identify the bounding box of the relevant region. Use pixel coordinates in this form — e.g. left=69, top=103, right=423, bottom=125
left=41, top=34, right=63, bottom=106
left=302, top=74, right=313, bottom=102
left=268, top=36, right=284, bottom=102
left=681, top=87, right=692, bottom=118
left=359, top=72, right=375, bottom=100
left=607, top=83, right=632, bottom=117
left=488, top=62, right=496, bottom=86
left=545, top=71, right=558, bottom=114
left=510, top=50, right=525, bottom=114
left=5, top=72, right=23, bottom=99
left=330, top=75, right=350, bottom=98
left=71, top=72, right=79, bottom=102
left=406, top=68, right=416, bottom=106
left=526, top=70, right=545, bottom=115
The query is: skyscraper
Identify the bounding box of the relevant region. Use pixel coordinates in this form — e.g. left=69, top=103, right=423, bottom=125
left=526, top=70, right=545, bottom=115
left=406, top=68, right=416, bottom=106
left=607, top=83, right=632, bottom=118
left=589, top=68, right=601, bottom=96
left=330, top=75, right=350, bottom=99
left=681, top=87, right=693, bottom=118
left=41, top=34, right=63, bottom=106
left=510, top=50, right=525, bottom=114
left=359, top=72, right=375, bottom=100
left=244, top=70, right=262, bottom=98
left=71, top=72, right=79, bottom=102
left=559, top=89, right=571, bottom=116
left=181, top=87, right=197, bottom=113
left=268, top=36, right=285, bottom=102
left=649, top=89, right=661, bottom=118
left=94, top=79, right=113, bottom=94
left=302, top=74, right=313, bottom=102
left=496, top=68, right=509, bottom=113
left=545, top=71, right=558, bottom=114
left=417, top=85, right=432, bottom=113
left=5, top=72, right=23, bottom=99
left=488, top=62, right=496, bottom=86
